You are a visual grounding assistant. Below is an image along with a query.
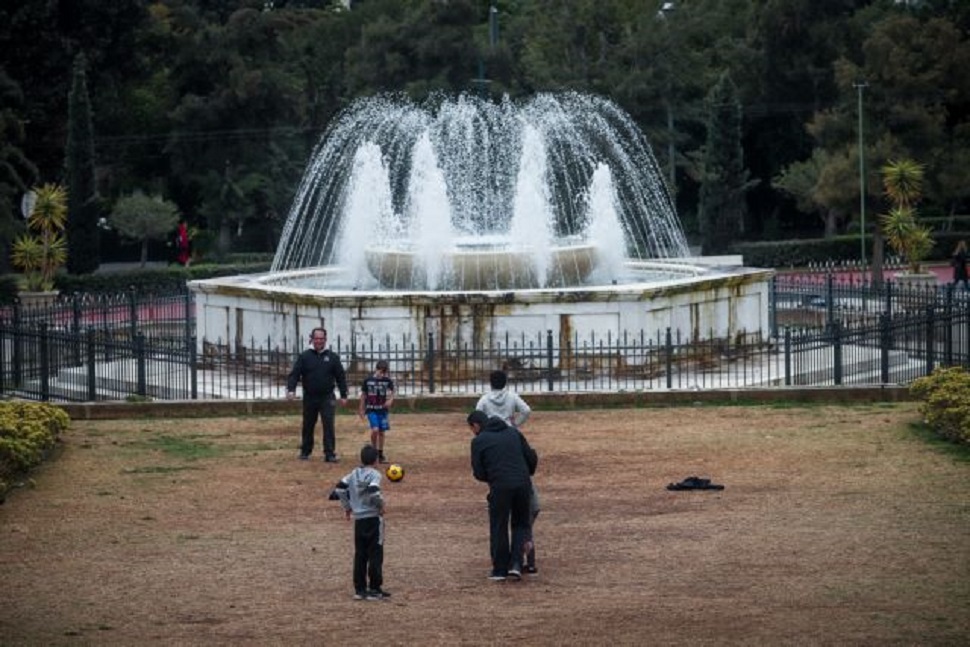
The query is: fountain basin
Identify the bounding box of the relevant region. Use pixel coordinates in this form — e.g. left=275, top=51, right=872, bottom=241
left=189, top=259, right=773, bottom=357
left=365, top=242, right=598, bottom=290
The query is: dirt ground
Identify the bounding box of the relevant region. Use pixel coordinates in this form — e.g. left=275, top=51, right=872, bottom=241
left=1, top=404, right=968, bottom=646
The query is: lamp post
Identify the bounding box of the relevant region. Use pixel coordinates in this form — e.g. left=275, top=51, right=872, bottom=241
left=657, top=1, right=676, bottom=194
left=854, top=80, right=868, bottom=266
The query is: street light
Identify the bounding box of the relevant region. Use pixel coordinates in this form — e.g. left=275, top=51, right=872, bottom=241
left=657, top=1, right=676, bottom=193
left=854, top=80, right=868, bottom=265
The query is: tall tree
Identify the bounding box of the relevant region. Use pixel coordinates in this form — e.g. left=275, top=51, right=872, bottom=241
left=64, top=53, right=100, bottom=274
left=0, top=69, right=38, bottom=272
left=697, top=72, right=754, bottom=255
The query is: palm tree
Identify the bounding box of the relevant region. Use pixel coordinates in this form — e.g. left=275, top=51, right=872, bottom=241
left=879, top=159, right=933, bottom=274
left=11, top=184, right=68, bottom=291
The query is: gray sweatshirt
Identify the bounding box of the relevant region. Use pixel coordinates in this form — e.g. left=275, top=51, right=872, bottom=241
left=335, top=466, right=385, bottom=520
left=476, top=387, right=532, bottom=428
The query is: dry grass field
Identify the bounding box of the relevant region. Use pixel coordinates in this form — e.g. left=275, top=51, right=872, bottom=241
left=1, top=403, right=968, bottom=646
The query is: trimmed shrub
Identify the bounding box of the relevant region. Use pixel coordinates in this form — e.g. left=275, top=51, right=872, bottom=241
left=910, top=367, right=970, bottom=445
left=0, top=402, right=70, bottom=496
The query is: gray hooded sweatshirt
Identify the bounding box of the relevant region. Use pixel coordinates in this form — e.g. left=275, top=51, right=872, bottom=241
left=476, top=387, right=532, bottom=428
left=335, top=466, right=384, bottom=520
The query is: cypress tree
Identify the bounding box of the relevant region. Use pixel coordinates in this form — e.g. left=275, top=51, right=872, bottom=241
left=698, top=72, right=752, bottom=255
left=64, top=53, right=100, bottom=274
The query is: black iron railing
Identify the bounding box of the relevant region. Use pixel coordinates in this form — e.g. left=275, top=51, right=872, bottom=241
left=2, top=275, right=969, bottom=402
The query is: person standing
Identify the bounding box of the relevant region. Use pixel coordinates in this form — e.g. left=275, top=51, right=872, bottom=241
left=287, top=327, right=348, bottom=462
left=476, top=369, right=531, bottom=427
left=475, top=369, right=540, bottom=574
left=175, top=221, right=191, bottom=267
left=358, top=359, right=395, bottom=464
left=952, top=240, right=969, bottom=290
left=467, top=409, right=537, bottom=581
left=334, top=444, right=390, bottom=600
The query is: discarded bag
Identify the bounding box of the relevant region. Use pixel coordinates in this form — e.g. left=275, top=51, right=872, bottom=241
left=666, top=476, right=724, bottom=491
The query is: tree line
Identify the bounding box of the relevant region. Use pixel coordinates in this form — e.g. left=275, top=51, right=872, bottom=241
left=1, top=0, right=968, bottom=272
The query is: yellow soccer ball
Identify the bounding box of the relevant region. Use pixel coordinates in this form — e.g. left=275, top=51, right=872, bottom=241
left=385, top=463, right=405, bottom=482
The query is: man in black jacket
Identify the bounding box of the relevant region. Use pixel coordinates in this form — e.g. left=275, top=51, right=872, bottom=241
left=467, top=409, right=538, bottom=581
left=287, top=327, right=348, bottom=462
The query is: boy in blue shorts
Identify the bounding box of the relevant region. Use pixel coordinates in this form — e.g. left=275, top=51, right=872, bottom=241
left=358, top=359, right=395, bottom=464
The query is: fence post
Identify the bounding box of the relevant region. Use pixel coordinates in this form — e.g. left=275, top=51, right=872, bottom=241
left=136, top=332, right=147, bottom=397
left=880, top=313, right=891, bottom=383
left=546, top=329, right=554, bottom=392
left=128, top=286, right=138, bottom=342
left=784, top=326, right=792, bottom=386
left=426, top=331, right=435, bottom=394
left=190, top=336, right=198, bottom=400
left=665, top=327, right=673, bottom=389
left=925, top=306, right=935, bottom=376
left=960, top=299, right=970, bottom=368
left=71, top=292, right=82, bottom=366
left=39, top=322, right=50, bottom=401
left=769, top=275, right=777, bottom=338
left=184, top=287, right=193, bottom=352
left=12, top=299, right=22, bottom=386
left=826, top=273, right=835, bottom=328
left=944, top=286, right=954, bottom=366
left=885, top=280, right=894, bottom=320
left=87, top=328, right=97, bottom=401
left=832, top=321, right=843, bottom=385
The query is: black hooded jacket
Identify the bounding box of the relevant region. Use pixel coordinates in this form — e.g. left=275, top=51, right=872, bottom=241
left=470, top=417, right=538, bottom=489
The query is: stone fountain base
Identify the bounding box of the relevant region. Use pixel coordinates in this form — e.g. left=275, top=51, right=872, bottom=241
left=189, top=259, right=773, bottom=360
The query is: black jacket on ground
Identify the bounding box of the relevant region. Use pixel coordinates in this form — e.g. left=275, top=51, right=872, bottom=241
left=471, top=417, right=538, bottom=488
left=287, top=348, right=348, bottom=400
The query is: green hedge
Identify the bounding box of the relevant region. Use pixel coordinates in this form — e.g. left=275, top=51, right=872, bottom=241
left=910, top=367, right=970, bottom=445
left=733, top=232, right=970, bottom=269
left=0, top=260, right=273, bottom=303
left=0, top=402, right=70, bottom=497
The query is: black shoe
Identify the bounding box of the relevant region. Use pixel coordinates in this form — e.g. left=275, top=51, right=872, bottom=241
left=524, top=565, right=538, bottom=575
left=298, top=454, right=310, bottom=461
left=508, top=564, right=522, bottom=580
left=488, top=570, right=507, bottom=581
left=378, top=455, right=390, bottom=464
left=366, top=589, right=390, bottom=600
left=324, top=454, right=340, bottom=463
left=353, top=591, right=367, bottom=601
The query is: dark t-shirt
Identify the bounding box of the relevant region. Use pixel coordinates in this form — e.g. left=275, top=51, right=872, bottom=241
left=361, top=374, right=394, bottom=412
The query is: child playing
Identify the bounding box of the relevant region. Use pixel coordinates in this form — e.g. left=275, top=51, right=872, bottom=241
left=358, top=360, right=395, bottom=464
left=334, top=444, right=390, bottom=600
left=476, top=369, right=531, bottom=427
left=476, top=369, right=541, bottom=575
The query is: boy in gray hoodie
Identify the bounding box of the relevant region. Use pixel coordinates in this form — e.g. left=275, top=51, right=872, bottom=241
left=476, top=369, right=531, bottom=427
left=334, top=445, right=389, bottom=600
left=475, top=370, right=540, bottom=575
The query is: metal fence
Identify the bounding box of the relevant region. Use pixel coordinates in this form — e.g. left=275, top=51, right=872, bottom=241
left=2, top=275, right=968, bottom=402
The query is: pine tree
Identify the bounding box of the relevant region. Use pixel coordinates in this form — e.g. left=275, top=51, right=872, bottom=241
left=64, top=53, right=100, bottom=274
left=698, top=72, right=754, bottom=255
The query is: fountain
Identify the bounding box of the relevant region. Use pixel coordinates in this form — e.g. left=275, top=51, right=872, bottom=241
left=190, top=93, right=771, bottom=361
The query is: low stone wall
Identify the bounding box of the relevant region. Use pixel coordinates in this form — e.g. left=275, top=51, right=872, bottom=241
left=59, top=385, right=912, bottom=420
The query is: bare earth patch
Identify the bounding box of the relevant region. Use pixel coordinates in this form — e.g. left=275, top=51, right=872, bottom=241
left=1, top=404, right=968, bottom=645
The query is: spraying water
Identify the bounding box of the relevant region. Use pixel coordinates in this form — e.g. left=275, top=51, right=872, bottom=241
left=273, top=92, right=688, bottom=290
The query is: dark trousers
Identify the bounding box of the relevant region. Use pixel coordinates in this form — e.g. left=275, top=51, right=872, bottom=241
left=300, top=396, right=336, bottom=457
left=487, top=483, right=532, bottom=573
left=353, top=516, right=384, bottom=593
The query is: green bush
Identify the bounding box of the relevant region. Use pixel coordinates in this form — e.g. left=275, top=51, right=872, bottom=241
left=910, top=367, right=970, bottom=445
left=733, top=231, right=970, bottom=269
left=0, top=402, right=70, bottom=496
left=52, top=261, right=272, bottom=295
